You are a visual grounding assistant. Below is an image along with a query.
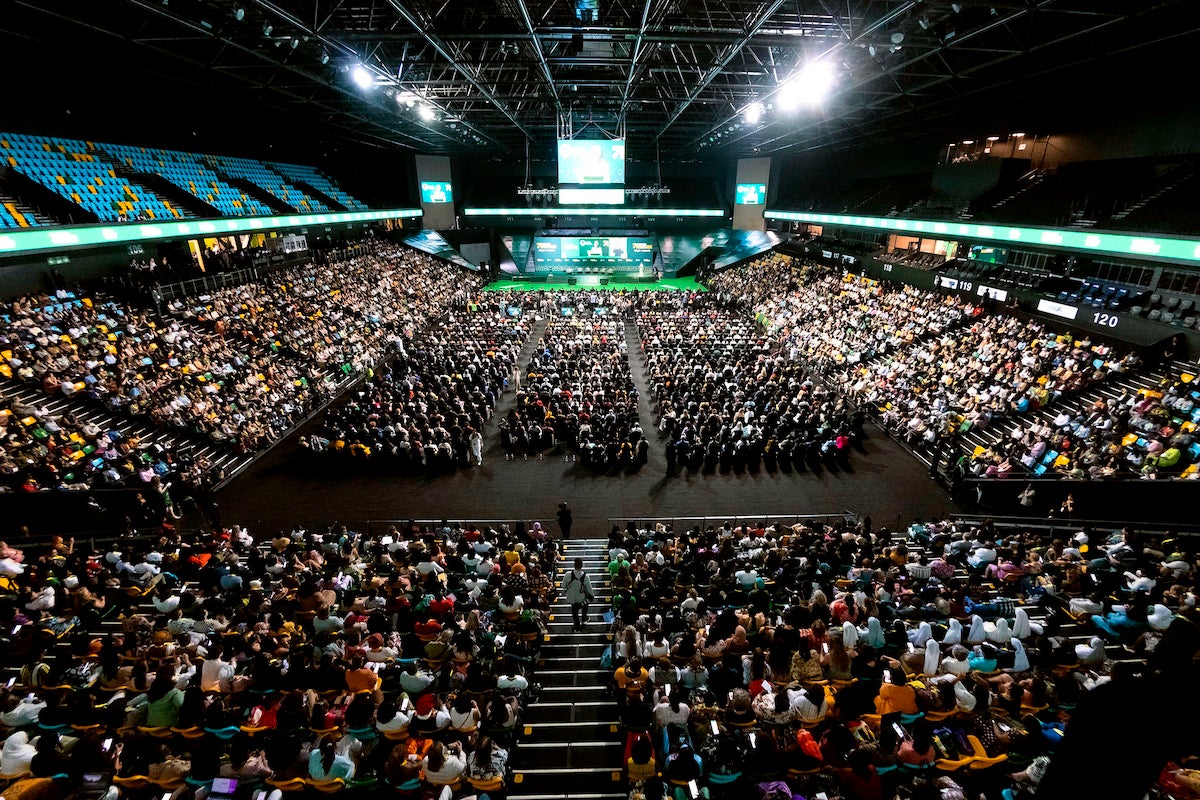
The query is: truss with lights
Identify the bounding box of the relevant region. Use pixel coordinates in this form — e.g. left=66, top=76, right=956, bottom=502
left=517, top=186, right=671, bottom=197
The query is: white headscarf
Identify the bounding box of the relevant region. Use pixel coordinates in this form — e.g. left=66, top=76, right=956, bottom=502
left=1010, top=638, right=1030, bottom=673
left=0, top=730, right=36, bottom=776
left=987, top=617, right=1012, bottom=645
left=909, top=622, right=933, bottom=647
left=841, top=621, right=859, bottom=649
left=1011, top=608, right=1037, bottom=639
left=924, top=638, right=941, bottom=676
left=942, top=618, right=963, bottom=646
left=1148, top=604, right=1174, bottom=631
left=954, top=680, right=977, bottom=712
left=1076, top=636, right=1106, bottom=665
left=967, top=615, right=986, bottom=644
left=865, top=617, right=886, bottom=649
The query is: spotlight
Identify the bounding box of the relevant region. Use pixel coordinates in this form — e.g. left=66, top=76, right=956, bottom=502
left=320, top=50, right=330, bottom=65
left=351, top=65, right=373, bottom=90
left=951, top=2, right=962, bottom=11
left=743, top=102, right=765, bottom=125
left=891, top=31, right=904, bottom=44
left=418, top=105, right=437, bottom=121
left=868, top=45, right=877, bottom=57
left=778, top=61, right=836, bottom=111
left=918, top=17, right=929, bottom=29
left=987, top=136, right=1000, bottom=141
left=234, top=7, right=245, bottom=21
left=290, top=38, right=300, bottom=49
left=262, top=22, right=272, bottom=36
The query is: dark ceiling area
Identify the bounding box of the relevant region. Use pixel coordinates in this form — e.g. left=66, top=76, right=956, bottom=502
left=3, top=0, right=1200, bottom=166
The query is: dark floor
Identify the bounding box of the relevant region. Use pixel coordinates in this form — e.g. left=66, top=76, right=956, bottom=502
left=216, top=315, right=961, bottom=536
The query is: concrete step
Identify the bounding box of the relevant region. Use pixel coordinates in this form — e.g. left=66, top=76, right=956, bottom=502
left=509, top=768, right=623, bottom=796
left=515, top=740, right=622, bottom=769
left=520, top=720, right=621, bottom=741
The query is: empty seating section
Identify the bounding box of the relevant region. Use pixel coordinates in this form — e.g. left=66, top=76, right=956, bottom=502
left=205, top=154, right=330, bottom=212
left=1055, top=277, right=1144, bottom=311
left=268, top=160, right=368, bottom=211
left=0, top=193, right=39, bottom=228
left=99, top=143, right=273, bottom=217
left=1, top=133, right=182, bottom=222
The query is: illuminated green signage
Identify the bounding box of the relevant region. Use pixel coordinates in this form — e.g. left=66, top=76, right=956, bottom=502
left=0, top=209, right=422, bottom=257
left=464, top=207, right=726, bottom=217
left=765, top=210, right=1200, bottom=265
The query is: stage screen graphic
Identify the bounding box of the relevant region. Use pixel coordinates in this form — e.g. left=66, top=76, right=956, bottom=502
left=420, top=181, right=453, bottom=203
left=558, top=187, right=625, bottom=205
left=735, top=183, right=767, bottom=205
left=531, top=236, right=655, bottom=272
left=557, top=139, right=626, bottom=185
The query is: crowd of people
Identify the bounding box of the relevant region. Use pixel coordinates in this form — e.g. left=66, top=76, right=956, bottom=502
left=0, top=518, right=563, bottom=800
left=0, top=244, right=477, bottom=492
left=306, top=295, right=528, bottom=473
left=637, top=291, right=864, bottom=474
left=602, top=515, right=1198, bottom=800
left=509, top=292, right=644, bottom=469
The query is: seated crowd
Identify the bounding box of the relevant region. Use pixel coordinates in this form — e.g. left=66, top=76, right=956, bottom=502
left=713, top=253, right=967, bottom=373
left=508, top=292, right=643, bottom=469
left=0, top=518, right=562, bottom=799
left=603, top=516, right=1198, bottom=800
left=307, top=295, right=528, bottom=472
left=976, top=370, right=1200, bottom=481
left=638, top=291, right=863, bottom=474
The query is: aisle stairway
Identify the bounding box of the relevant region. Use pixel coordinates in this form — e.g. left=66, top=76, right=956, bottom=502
left=510, top=537, right=625, bottom=800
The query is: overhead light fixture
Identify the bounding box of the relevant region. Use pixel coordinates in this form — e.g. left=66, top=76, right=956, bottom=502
left=233, top=6, right=245, bottom=21
left=351, top=65, right=373, bottom=90
left=290, top=37, right=300, bottom=49
left=987, top=135, right=1000, bottom=141
left=418, top=105, right=437, bottom=121
left=1012, top=132, right=1025, bottom=138
left=868, top=44, right=877, bottom=57
left=778, top=60, right=836, bottom=111
left=962, top=140, right=974, bottom=145
left=891, top=31, right=904, bottom=45
left=951, top=2, right=962, bottom=12
left=918, top=17, right=930, bottom=29
left=743, top=101, right=765, bottom=125
left=262, top=22, right=272, bottom=36
left=320, top=50, right=330, bottom=65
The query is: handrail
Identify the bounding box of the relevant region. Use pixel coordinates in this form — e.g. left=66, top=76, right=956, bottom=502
left=609, top=512, right=856, bottom=531
left=951, top=512, right=1199, bottom=535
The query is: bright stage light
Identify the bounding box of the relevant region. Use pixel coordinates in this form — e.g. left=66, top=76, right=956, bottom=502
left=743, top=101, right=765, bottom=125
left=418, top=105, right=437, bottom=121
left=778, top=61, right=836, bottom=111
left=351, top=65, right=373, bottom=90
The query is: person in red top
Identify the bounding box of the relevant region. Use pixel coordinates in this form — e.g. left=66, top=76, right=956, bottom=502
left=427, top=591, right=456, bottom=619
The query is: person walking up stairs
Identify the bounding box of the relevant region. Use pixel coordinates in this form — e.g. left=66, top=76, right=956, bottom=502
left=508, top=538, right=624, bottom=799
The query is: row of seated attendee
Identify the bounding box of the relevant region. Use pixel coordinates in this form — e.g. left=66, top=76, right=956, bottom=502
left=637, top=290, right=864, bottom=475
left=970, top=371, right=1199, bottom=481
left=305, top=293, right=529, bottom=472
left=0, top=518, right=563, bottom=799
left=507, top=292, right=645, bottom=470
left=712, top=253, right=967, bottom=372
left=170, top=245, right=475, bottom=377
left=600, top=516, right=1197, bottom=800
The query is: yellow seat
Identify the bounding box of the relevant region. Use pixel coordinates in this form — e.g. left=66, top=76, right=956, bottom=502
left=467, top=776, right=505, bottom=793
left=266, top=778, right=308, bottom=792
left=308, top=778, right=345, bottom=794
left=966, top=734, right=1007, bottom=769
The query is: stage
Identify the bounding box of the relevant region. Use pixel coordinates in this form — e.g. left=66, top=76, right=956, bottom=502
left=483, top=276, right=705, bottom=292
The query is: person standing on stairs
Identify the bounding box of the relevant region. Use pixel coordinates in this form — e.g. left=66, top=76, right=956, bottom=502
left=556, top=501, right=573, bottom=540
left=563, top=557, right=594, bottom=632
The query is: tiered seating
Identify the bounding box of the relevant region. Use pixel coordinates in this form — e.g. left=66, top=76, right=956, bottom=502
left=204, top=154, right=330, bottom=213
left=602, top=514, right=1190, bottom=800
left=268, top=161, right=368, bottom=211
left=0, top=520, right=555, bottom=798
left=0, top=192, right=41, bottom=228
left=99, top=143, right=273, bottom=217
left=1053, top=277, right=1145, bottom=311
left=1128, top=290, right=1199, bottom=329
left=1, top=133, right=184, bottom=222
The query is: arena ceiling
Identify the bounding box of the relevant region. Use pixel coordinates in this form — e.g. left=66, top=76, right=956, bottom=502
left=6, top=0, right=1200, bottom=160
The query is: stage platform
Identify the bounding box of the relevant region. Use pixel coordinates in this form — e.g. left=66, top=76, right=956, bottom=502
left=483, top=276, right=705, bottom=292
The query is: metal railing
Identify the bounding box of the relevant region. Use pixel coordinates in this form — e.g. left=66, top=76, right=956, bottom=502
left=609, top=512, right=857, bottom=532
left=155, top=266, right=262, bottom=302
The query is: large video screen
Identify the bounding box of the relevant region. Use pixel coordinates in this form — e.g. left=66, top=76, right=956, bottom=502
left=420, top=181, right=453, bottom=203
left=557, top=139, right=626, bottom=185
left=532, top=236, right=655, bottom=269
left=735, top=183, right=767, bottom=205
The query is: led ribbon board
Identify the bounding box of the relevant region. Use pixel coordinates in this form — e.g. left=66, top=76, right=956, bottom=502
left=464, top=207, right=725, bottom=217
left=0, top=209, right=422, bottom=257
left=765, top=210, right=1200, bottom=266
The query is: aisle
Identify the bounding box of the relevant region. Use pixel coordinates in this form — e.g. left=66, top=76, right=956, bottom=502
left=623, top=317, right=664, bottom=472
left=484, top=316, right=548, bottom=460
left=509, top=538, right=624, bottom=799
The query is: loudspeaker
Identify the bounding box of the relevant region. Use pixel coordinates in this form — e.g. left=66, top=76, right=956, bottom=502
left=567, top=277, right=577, bottom=285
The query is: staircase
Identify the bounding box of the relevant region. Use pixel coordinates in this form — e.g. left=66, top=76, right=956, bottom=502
left=0, top=189, right=43, bottom=227
left=510, top=537, right=625, bottom=800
